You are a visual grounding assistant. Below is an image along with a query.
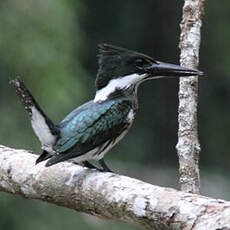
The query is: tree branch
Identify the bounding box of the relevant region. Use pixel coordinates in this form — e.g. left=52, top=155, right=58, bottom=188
left=1, top=145, right=230, bottom=230
left=177, top=0, right=206, bottom=194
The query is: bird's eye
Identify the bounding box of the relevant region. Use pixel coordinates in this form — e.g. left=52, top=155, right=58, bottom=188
left=135, top=59, right=145, bottom=68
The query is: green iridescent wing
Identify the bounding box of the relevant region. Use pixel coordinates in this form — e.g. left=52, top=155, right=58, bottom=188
left=51, top=99, right=132, bottom=163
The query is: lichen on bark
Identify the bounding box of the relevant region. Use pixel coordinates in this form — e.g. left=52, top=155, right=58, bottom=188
left=177, top=0, right=206, bottom=194
left=1, top=145, right=230, bottom=229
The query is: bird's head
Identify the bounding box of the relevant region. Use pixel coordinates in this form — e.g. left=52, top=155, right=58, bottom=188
left=94, top=44, right=203, bottom=102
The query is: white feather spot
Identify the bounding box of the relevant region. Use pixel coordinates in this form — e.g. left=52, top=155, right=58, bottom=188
left=127, top=109, right=135, bottom=123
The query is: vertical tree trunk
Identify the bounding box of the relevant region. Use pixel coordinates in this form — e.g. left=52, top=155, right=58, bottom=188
left=176, top=0, right=205, bottom=194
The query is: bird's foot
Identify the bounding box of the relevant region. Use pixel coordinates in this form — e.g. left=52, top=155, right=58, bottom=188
left=81, top=160, right=113, bottom=173
left=98, top=159, right=113, bottom=173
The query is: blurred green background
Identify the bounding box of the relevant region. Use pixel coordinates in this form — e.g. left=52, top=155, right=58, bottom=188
left=1, top=1, right=230, bottom=229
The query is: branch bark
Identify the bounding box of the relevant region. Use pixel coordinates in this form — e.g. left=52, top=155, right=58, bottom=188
left=177, top=0, right=205, bottom=194
left=1, top=145, right=230, bottom=230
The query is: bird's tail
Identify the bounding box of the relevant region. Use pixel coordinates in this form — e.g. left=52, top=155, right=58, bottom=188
left=10, top=78, right=59, bottom=149
left=10, top=78, right=46, bottom=119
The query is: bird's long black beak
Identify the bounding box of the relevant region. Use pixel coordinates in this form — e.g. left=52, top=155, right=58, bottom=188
left=145, top=61, right=203, bottom=78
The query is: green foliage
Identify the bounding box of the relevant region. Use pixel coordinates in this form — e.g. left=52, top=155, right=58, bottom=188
left=0, top=0, right=90, bottom=151
left=0, top=0, right=88, bottom=117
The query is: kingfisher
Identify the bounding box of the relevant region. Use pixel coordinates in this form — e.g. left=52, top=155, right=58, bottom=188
left=10, top=44, right=203, bottom=172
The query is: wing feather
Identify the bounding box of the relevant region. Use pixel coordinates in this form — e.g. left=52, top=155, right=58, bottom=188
left=54, top=99, right=132, bottom=157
